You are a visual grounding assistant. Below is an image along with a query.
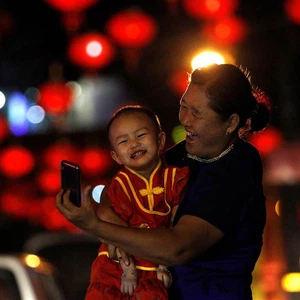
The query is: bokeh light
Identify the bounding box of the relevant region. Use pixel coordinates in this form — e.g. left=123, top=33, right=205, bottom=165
left=281, top=272, right=300, bottom=292
left=92, top=185, right=105, bottom=203
left=0, top=91, right=5, bottom=109
left=191, top=51, right=225, bottom=70
left=172, top=125, right=186, bottom=144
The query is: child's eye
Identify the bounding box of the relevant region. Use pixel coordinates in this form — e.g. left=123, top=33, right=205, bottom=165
left=138, top=133, right=147, bottom=138
left=118, top=140, right=127, bottom=145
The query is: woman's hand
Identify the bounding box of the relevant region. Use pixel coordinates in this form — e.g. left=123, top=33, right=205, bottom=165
left=56, top=186, right=100, bottom=235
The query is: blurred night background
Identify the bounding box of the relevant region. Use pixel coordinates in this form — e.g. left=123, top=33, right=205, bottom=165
left=0, top=0, right=300, bottom=299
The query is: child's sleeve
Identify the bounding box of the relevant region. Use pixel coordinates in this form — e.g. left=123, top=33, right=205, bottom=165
left=106, top=178, right=133, bottom=223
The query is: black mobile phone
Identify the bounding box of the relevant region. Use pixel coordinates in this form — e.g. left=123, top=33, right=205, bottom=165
left=60, top=160, right=81, bottom=207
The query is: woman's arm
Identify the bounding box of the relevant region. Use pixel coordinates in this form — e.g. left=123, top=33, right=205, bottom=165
left=56, top=186, right=223, bottom=266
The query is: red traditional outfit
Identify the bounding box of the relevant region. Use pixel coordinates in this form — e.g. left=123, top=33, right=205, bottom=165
left=85, top=160, right=189, bottom=300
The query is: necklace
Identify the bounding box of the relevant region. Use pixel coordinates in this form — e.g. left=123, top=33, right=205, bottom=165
left=187, top=144, right=234, bottom=163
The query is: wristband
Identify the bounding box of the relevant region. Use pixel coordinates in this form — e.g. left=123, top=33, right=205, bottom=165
left=156, top=266, right=172, bottom=277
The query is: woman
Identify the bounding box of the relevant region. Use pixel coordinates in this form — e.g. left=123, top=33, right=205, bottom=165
left=56, top=63, right=270, bottom=299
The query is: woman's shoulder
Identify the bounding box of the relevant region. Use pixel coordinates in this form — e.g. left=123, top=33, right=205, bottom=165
left=234, top=139, right=261, bottom=161
left=228, top=139, right=263, bottom=176
left=162, top=140, right=187, bottom=167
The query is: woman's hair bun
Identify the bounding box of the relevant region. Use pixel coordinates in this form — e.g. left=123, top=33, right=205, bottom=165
left=250, top=102, right=270, bottom=133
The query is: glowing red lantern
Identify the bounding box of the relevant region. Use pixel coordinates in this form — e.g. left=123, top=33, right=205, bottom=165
left=168, top=71, right=189, bottom=97
left=40, top=197, right=80, bottom=232
left=42, top=141, right=79, bottom=170
left=0, top=146, right=35, bottom=178
left=106, top=9, right=157, bottom=72
left=37, top=169, right=61, bottom=194
left=106, top=10, right=157, bottom=48
left=68, top=32, right=115, bottom=69
left=45, top=0, right=98, bottom=12
left=81, top=147, right=112, bottom=176
left=183, top=0, right=238, bottom=20
left=1, top=192, right=28, bottom=218
left=247, top=127, right=284, bottom=158
left=38, top=81, right=73, bottom=114
left=202, top=17, right=248, bottom=46
left=0, top=116, right=9, bottom=142
left=285, top=0, right=300, bottom=24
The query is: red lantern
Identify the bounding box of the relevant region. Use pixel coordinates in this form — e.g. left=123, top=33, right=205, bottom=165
left=106, top=10, right=157, bottom=48
left=68, top=33, right=115, bottom=69
left=183, top=0, right=238, bottom=20
left=37, top=169, right=61, bottom=194
left=0, top=146, right=35, bottom=178
left=42, top=141, right=79, bottom=170
left=285, top=0, right=300, bottom=24
left=202, top=17, right=248, bottom=46
left=168, top=71, right=189, bottom=97
left=247, top=127, right=284, bottom=158
left=106, top=9, right=157, bottom=72
left=0, top=116, right=9, bottom=142
left=1, top=192, right=28, bottom=218
left=38, top=81, right=73, bottom=114
left=45, top=0, right=98, bottom=12
left=81, top=146, right=112, bottom=176
left=40, top=197, right=80, bottom=232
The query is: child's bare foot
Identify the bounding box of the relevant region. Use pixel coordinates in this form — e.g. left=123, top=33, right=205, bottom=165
left=156, top=265, right=172, bottom=289
left=119, top=256, right=139, bottom=295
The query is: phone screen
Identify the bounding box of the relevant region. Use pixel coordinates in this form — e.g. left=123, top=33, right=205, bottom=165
left=60, top=160, right=81, bottom=207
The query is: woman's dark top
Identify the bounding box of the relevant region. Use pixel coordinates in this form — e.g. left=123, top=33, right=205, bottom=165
left=165, top=139, right=266, bottom=300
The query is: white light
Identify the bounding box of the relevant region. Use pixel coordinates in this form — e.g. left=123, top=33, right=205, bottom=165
left=191, top=51, right=225, bottom=70
left=0, top=91, right=6, bottom=109
left=86, top=41, right=102, bottom=57
left=27, top=105, right=45, bottom=124
left=92, top=185, right=105, bottom=203
left=67, top=81, right=82, bottom=98
left=8, top=92, right=29, bottom=136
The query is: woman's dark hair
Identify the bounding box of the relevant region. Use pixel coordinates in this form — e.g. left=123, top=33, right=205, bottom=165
left=190, top=64, right=270, bottom=133
left=107, top=105, right=162, bottom=138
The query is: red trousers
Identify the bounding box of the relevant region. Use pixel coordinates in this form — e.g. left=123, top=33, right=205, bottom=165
left=85, top=255, right=168, bottom=300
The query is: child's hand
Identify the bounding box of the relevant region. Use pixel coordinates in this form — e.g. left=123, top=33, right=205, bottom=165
left=119, top=257, right=139, bottom=295
left=156, top=265, right=172, bottom=289
left=106, top=243, right=117, bottom=259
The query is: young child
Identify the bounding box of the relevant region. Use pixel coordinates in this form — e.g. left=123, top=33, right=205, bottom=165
left=85, top=105, right=189, bottom=300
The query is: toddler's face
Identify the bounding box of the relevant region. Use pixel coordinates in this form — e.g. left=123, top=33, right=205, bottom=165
left=109, top=112, right=165, bottom=175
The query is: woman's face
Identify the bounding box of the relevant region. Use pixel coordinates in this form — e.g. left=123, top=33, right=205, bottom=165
left=179, top=83, right=231, bottom=158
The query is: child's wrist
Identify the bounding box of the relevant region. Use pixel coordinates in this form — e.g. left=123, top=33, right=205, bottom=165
left=156, top=266, right=172, bottom=276
left=122, top=267, right=139, bottom=280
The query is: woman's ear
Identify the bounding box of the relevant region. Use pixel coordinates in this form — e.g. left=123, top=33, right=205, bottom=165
left=110, top=151, right=122, bottom=165
left=158, top=131, right=166, bottom=151
left=227, top=113, right=240, bottom=134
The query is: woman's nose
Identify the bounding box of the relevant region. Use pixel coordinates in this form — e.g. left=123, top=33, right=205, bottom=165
left=179, top=110, right=190, bottom=126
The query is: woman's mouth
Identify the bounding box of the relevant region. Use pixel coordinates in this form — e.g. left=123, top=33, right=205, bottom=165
left=185, top=130, right=197, bottom=141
